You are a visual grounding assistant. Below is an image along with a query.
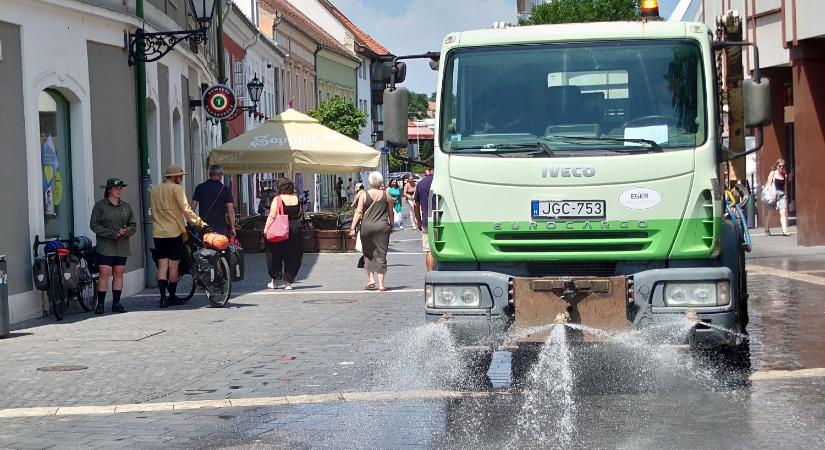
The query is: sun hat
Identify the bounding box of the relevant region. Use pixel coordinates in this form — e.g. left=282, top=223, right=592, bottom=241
left=164, top=164, right=188, bottom=178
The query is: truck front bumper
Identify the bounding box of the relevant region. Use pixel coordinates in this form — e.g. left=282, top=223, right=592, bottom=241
left=424, top=267, right=740, bottom=347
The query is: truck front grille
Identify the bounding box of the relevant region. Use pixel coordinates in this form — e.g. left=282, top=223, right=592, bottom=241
left=491, top=230, right=653, bottom=254
left=526, top=261, right=618, bottom=277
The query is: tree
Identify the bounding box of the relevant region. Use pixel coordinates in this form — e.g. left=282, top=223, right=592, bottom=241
left=525, top=0, right=639, bottom=25
left=429, top=92, right=437, bottom=101
left=408, top=91, right=430, bottom=120
left=307, top=96, right=367, bottom=139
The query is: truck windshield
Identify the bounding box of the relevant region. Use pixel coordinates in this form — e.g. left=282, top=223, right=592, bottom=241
left=440, top=40, right=706, bottom=155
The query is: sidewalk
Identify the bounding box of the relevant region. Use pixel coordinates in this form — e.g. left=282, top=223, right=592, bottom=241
left=747, top=225, right=825, bottom=273
left=0, top=228, right=428, bottom=412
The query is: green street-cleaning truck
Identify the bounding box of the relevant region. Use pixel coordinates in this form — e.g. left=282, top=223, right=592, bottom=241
left=382, top=4, right=771, bottom=348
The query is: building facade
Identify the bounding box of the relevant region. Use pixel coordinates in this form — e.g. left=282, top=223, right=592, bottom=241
left=700, top=0, right=825, bottom=246
left=0, top=0, right=223, bottom=323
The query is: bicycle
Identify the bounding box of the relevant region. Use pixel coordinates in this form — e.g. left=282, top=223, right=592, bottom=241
left=33, top=235, right=99, bottom=321
left=155, top=225, right=232, bottom=308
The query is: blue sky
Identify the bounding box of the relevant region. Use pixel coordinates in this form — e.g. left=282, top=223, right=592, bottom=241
left=334, top=0, right=683, bottom=93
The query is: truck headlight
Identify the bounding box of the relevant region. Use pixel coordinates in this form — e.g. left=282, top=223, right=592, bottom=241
left=428, top=285, right=481, bottom=308
left=664, top=281, right=730, bottom=306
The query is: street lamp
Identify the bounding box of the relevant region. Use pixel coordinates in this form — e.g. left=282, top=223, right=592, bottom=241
left=127, top=0, right=218, bottom=65
left=370, top=131, right=378, bottom=145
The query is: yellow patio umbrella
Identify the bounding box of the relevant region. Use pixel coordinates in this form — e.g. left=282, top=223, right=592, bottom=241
left=208, top=109, right=381, bottom=174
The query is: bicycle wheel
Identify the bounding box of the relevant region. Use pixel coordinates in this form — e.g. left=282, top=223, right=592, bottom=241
left=48, top=259, right=65, bottom=321
left=76, top=267, right=96, bottom=312
left=175, top=273, right=197, bottom=303
left=205, top=256, right=232, bottom=308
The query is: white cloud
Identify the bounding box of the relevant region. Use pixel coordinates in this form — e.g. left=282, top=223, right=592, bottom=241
left=334, top=0, right=515, bottom=93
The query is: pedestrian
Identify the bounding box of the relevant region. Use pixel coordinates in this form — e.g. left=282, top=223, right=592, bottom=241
left=89, top=178, right=136, bottom=314
left=764, top=158, right=792, bottom=236
left=150, top=165, right=206, bottom=308
left=388, top=178, right=404, bottom=230
left=351, top=183, right=364, bottom=210
left=264, top=177, right=303, bottom=290
left=403, top=175, right=417, bottom=230
left=414, top=157, right=435, bottom=271
left=191, top=165, right=236, bottom=237
left=346, top=177, right=356, bottom=205
left=336, top=177, right=346, bottom=209
left=349, top=171, right=394, bottom=291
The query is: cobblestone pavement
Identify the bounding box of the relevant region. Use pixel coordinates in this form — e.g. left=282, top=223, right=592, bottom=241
left=2, top=228, right=825, bottom=448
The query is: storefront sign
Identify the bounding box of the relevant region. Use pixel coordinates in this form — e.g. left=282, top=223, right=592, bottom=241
left=202, top=84, right=237, bottom=120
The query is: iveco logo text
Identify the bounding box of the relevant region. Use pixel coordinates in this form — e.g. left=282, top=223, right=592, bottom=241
left=541, top=166, right=596, bottom=178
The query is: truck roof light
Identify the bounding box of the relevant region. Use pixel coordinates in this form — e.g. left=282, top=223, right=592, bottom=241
left=640, top=0, right=660, bottom=19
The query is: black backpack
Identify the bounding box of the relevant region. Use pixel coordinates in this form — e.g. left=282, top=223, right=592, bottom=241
left=32, top=257, right=49, bottom=291
left=193, top=248, right=217, bottom=285
left=227, top=245, right=244, bottom=282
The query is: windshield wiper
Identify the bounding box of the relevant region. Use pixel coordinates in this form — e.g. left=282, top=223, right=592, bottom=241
left=549, top=135, right=664, bottom=153
left=451, top=142, right=558, bottom=157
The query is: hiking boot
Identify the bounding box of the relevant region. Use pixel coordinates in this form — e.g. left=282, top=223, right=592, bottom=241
left=111, top=302, right=127, bottom=313
left=95, top=301, right=105, bottom=315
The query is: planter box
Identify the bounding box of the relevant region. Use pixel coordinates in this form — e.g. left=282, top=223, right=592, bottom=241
left=344, top=233, right=358, bottom=251
left=317, top=230, right=344, bottom=252
left=302, top=229, right=319, bottom=253
left=236, top=229, right=263, bottom=253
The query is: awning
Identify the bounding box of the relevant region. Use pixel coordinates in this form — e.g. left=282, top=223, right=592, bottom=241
left=209, top=109, right=381, bottom=174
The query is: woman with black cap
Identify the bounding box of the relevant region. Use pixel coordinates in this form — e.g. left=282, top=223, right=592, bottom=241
left=90, top=178, right=136, bottom=314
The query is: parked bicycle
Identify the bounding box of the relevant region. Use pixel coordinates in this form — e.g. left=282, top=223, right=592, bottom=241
left=32, top=235, right=99, bottom=321
left=153, top=225, right=237, bottom=308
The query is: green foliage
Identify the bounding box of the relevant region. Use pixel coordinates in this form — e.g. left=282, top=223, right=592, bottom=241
left=408, top=91, right=430, bottom=120
left=307, top=96, right=367, bottom=139
left=526, top=0, right=640, bottom=25
left=429, top=92, right=437, bottom=101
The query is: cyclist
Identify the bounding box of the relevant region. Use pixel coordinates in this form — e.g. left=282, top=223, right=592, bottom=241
left=90, top=178, right=136, bottom=314
left=151, top=165, right=206, bottom=308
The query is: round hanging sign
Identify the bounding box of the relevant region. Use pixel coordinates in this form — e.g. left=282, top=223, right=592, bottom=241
left=203, top=84, right=237, bottom=120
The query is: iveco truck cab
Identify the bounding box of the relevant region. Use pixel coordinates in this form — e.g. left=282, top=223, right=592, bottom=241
left=382, top=4, right=771, bottom=348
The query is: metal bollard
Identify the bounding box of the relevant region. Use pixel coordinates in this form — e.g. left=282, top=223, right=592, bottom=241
left=0, top=255, right=9, bottom=338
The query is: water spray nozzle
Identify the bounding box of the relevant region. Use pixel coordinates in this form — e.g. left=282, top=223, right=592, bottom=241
left=554, top=312, right=571, bottom=324
left=438, top=313, right=453, bottom=323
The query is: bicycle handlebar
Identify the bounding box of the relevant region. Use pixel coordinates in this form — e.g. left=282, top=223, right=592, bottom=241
left=32, top=234, right=75, bottom=257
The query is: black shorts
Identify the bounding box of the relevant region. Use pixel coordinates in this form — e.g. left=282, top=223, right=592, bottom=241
left=97, top=254, right=127, bottom=267
left=153, top=236, right=185, bottom=261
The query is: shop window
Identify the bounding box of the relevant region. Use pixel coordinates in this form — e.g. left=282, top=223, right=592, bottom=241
left=38, top=89, right=73, bottom=238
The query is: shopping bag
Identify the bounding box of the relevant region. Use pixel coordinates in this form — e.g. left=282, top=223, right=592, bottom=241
left=265, top=196, right=290, bottom=243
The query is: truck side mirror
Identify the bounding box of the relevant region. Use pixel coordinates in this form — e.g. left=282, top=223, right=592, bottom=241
left=379, top=61, right=407, bottom=85
left=383, top=87, right=409, bottom=147
left=743, top=78, right=771, bottom=127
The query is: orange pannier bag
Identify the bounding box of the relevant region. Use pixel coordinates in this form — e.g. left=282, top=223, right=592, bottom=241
left=203, top=232, right=229, bottom=250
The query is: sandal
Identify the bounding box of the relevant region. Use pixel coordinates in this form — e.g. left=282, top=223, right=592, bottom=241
left=782, top=232, right=791, bottom=236
left=764, top=228, right=771, bottom=236
left=365, top=283, right=376, bottom=290
left=378, top=286, right=389, bottom=292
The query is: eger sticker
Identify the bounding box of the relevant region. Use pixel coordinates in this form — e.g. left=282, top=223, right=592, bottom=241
left=618, top=188, right=662, bottom=210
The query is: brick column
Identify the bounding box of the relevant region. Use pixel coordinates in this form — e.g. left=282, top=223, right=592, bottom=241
left=791, top=41, right=825, bottom=246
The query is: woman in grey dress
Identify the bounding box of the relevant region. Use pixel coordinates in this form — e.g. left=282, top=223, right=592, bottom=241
left=348, top=171, right=395, bottom=291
